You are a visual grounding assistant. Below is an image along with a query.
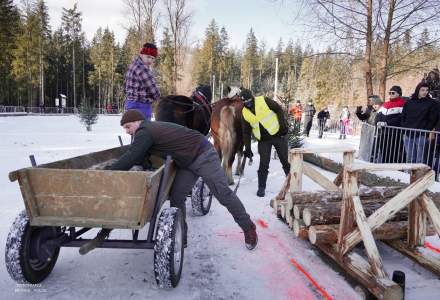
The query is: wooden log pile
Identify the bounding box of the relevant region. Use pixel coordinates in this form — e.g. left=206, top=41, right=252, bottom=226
left=271, top=148, right=440, bottom=300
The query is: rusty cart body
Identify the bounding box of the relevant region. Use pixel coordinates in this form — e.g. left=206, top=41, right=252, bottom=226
left=5, top=146, right=185, bottom=288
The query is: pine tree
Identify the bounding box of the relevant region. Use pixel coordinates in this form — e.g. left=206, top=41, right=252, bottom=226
left=61, top=3, right=82, bottom=108
left=78, top=104, right=98, bottom=131
left=158, top=27, right=175, bottom=95
left=241, top=28, right=258, bottom=89
left=0, top=0, right=20, bottom=105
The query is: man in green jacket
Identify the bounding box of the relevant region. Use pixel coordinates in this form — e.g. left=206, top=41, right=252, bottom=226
left=240, top=89, right=290, bottom=197
left=81, top=109, right=258, bottom=253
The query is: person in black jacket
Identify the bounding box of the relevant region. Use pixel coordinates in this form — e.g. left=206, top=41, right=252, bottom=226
left=401, top=82, right=437, bottom=163
left=302, top=100, right=316, bottom=137
left=80, top=110, right=258, bottom=253
left=240, top=89, right=290, bottom=197
left=317, top=107, right=330, bottom=138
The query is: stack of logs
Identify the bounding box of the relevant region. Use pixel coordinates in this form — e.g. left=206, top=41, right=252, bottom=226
left=273, top=176, right=437, bottom=245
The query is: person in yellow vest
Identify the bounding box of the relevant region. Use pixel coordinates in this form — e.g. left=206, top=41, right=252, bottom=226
left=240, top=89, right=290, bottom=197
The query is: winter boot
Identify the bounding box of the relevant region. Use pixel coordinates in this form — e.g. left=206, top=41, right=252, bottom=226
left=244, top=223, right=258, bottom=250
left=257, top=187, right=265, bottom=197
left=257, top=171, right=268, bottom=197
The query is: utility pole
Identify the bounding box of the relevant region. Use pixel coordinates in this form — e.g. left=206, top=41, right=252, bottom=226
left=274, top=57, right=279, bottom=101
left=212, top=74, right=216, bottom=101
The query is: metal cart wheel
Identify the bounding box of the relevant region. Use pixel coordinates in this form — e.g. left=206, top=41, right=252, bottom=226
left=5, top=210, right=60, bottom=283
left=153, top=207, right=184, bottom=288
left=190, top=177, right=213, bottom=216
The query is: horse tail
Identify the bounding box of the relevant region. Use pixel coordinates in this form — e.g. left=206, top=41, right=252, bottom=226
left=219, top=106, right=236, bottom=165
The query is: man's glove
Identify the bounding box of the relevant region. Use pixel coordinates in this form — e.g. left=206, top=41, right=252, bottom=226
left=356, top=106, right=362, bottom=113
left=376, top=121, right=387, bottom=128
left=244, top=148, right=253, bottom=159
left=103, top=165, right=113, bottom=170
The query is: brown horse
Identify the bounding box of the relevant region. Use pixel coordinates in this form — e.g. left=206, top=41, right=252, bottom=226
left=154, top=85, right=212, bottom=135
left=211, top=95, right=244, bottom=185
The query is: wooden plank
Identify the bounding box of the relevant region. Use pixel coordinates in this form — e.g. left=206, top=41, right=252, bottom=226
left=351, top=195, right=387, bottom=278
left=288, top=153, right=303, bottom=228
left=408, top=170, right=427, bottom=248
left=386, top=240, right=440, bottom=276
left=341, top=170, right=435, bottom=255
left=421, top=194, right=440, bottom=236
left=316, top=243, right=403, bottom=300
left=347, top=163, right=430, bottom=172
left=303, top=162, right=339, bottom=191
left=290, top=146, right=356, bottom=154
left=337, top=151, right=355, bottom=248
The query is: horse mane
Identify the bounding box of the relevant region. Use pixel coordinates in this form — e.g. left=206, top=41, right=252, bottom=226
left=155, top=95, right=192, bottom=124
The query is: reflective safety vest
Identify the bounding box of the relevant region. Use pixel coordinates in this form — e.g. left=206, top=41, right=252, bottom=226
left=242, top=96, right=280, bottom=140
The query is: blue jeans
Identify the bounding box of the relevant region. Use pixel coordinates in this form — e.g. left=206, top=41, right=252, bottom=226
left=403, top=135, right=426, bottom=163
left=124, top=100, right=152, bottom=120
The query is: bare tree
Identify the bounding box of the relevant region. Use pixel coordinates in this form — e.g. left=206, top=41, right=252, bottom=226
left=376, top=0, right=440, bottom=100
left=293, top=0, right=440, bottom=102
left=163, top=0, right=192, bottom=93
left=123, top=0, right=160, bottom=47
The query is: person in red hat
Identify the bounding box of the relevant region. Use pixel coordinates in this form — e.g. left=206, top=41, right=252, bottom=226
left=124, top=42, right=160, bottom=120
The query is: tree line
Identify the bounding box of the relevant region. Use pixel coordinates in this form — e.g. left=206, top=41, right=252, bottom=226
left=1, top=0, right=439, bottom=111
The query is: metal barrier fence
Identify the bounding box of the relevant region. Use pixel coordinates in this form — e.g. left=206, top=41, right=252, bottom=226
left=0, top=106, right=121, bottom=114
left=359, top=122, right=440, bottom=179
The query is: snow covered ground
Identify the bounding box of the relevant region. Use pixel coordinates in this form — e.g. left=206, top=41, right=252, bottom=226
left=0, top=115, right=438, bottom=299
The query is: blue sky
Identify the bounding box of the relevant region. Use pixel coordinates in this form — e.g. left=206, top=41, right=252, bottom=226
left=42, top=0, right=311, bottom=50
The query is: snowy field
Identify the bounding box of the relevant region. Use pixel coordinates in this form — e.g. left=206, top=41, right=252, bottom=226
left=0, top=115, right=439, bottom=300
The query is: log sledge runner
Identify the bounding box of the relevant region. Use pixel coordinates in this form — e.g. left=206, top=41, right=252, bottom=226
left=5, top=147, right=185, bottom=288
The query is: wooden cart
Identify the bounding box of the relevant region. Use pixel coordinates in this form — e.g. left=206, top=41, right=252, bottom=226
left=5, top=146, right=184, bottom=288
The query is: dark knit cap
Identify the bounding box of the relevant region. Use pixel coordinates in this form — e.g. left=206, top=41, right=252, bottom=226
left=239, top=88, right=254, bottom=101
left=120, top=109, right=145, bottom=126
left=390, top=85, right=402, bottom=96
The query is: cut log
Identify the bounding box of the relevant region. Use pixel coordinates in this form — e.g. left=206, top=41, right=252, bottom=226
left=293, top=219, right=308, bottom=239
left=290, top=186, right=403, bottom=206
left=275, top=173, right=291, bottom=200
left=302, top=200, right=408, bottom=226
left=308, top=222, right=436, bottom=245
left=303, top=162, right=339, bottom=191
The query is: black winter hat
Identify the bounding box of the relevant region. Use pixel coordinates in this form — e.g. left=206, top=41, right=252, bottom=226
left=120, top=109, right=145, bottom=126
left=390, top=85, right=402, bottom=96
left=194, top=85, right=212, bottom=103
left=239, top=88, right=254, bottom=101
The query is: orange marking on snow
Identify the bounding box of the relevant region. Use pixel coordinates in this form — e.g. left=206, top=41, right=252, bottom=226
left=425, top=242, right=440, bottom=254
left=257, top=219, right=268, bottom=228
left=290, top=258, right=333, bottom=300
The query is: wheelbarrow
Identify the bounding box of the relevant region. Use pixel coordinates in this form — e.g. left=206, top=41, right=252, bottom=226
left=5, top=146, right=184, bottom=288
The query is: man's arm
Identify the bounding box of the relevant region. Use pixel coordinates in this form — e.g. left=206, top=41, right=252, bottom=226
left=111, top=129, right=153, bottom=170
left=265, top=98, right=289, bottom=135
left=241, top=115, right=252, bottom=152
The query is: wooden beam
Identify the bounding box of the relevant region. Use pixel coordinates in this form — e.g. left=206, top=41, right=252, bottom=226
left=347, top=163, right=430, bottom=172
left=386, top=240, right=440, bottom=276
left=316, top=243, right=403, bottom=300
left=337, top=151, right=355, bottom=248
left=288, top=153, right=303, bottom=228
left=352, top=195, right=387, bottom=278
left=341, top=170, right=435, bottom=255
left=421, top=194, right=440, bottom=236
left=303, top=162, right=339, bottom=191
left=290, top=146, right=356, bottom=154
left=408, top=170, right=427, bottom=248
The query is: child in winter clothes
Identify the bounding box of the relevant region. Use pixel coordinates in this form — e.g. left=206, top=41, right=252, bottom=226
left=339, top=106, right=350, bottom=139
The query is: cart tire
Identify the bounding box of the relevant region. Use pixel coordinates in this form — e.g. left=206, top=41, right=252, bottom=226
left=154, top=207, right=184, bottom=288
left=191, top=178, right=212, bottom=216
left=5, top=210, right=60, bottom=283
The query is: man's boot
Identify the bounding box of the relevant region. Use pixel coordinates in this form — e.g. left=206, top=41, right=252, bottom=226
left=244, top=222, right=258, bottom=250
left=257, top=171, right=268, bottom=197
